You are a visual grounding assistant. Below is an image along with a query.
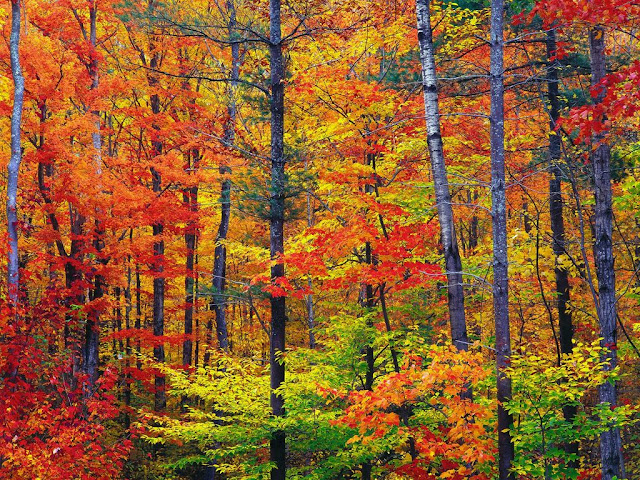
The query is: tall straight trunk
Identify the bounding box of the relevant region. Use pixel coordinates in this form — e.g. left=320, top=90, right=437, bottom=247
left=151, top=163, right=165, bottom=413
left=547, top=28, right=573, bottom=359
left=589, top=26, right=625, bottom=480
left=85, top=0, right=103, bottom=387
left=183, top=218, right=195, bottom=366
left=135, top=262, right=143, bottom=371
left=68, top=211, right=86, bottom=382
left=151, top=153, right=165, bottom=413
left=124, top=255, right=133, bottom=428
left=546, top=28, right=578, bottom=467
left=489, top=0, right=514, bottom=478
left=415, top=0, right=468, bottom=352
left=469, top=190, right=479, bottom=250
left=211, top=172, right=230, bottom=352
left=183, top=149, right=199, bottom=366
left=148, top=0, right=165, bottom=411
left=7, top=0, right=25, bottom=306
left=306, top=186, right=316, bottom=349
left=208, top=0, right=239, bottom=357
left=178, top=48, right=198, bottom=368
left=269, top=0, right=286, bottom=477
left=361, top=237, right=376, bottom=480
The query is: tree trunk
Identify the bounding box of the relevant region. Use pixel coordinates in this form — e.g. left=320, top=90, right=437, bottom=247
left=269, top=0, right=286, bottom=477
left=361, top=239, right=376, bottom=480
left=589, top=26, right=625, bottom=480
left=85, top=0, right=103, bottom=388
left=124, top=256, right=133, bottom=429
left=135, top=261, right=143, bottom=371
left=68, top=204, right=86, bottom=382
left=183, top=149, right=199, bottom=366
left=416, top=0, right=468, bottom=352
left=546, top=28, right=578, bottom=467
left=489, top=0, right=514, bottom=477
left=149, top=0, right=166, bottom=410
left=7, top=0, right=25, bottom=307
left=210, top=168, right=231, bottom=355
left=306, top=188, right=316, bottom=349
left=208, top=0, right=240, bottom=357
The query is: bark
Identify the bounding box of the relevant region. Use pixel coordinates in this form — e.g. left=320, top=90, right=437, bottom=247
left=7, top=0, right=25, bottom=306
left=361, top=243, right=375, bottom=480
left=210, top=164, right=231, bottom=355
left=149, top=0, right=165, bottom=411
left=183, top=149, right=199, bottom=366
left=416, top=0, right=468, bottom=352
left=269, top=0, right=286, bottom=477
left=135, top=262, right=142, bottom=371
left=124, top=256, right=133, bottom=428
left=306, top=189, right=316, bottom=349
left=208, top=0, right=239, bottom=357
left=589, top=26, right=625, bottom=480
left=359, top=155, right=379, bottom=480
left=84, top=0, right=102, bottom=388
left=469, top=190, right=479, bottom=250
left=546, top=28, right=578, bottom=467
left=489, top=0, right=514, bottom=477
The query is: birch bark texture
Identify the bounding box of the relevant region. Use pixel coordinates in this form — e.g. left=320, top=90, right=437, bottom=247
left=7, top=0, right=25, bottom=306
left=269, top=0, right=286, bottom=478
left=415, top=0, right=468, bottom=352
left=489, top=0, right=515, bottom=477
left=589, top=26, right=626, bottom=480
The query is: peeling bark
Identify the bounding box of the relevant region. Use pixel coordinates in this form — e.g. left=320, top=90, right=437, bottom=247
left=416, top=0, right=468, bottom=352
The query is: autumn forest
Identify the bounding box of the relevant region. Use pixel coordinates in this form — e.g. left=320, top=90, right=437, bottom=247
left=1, top=0, right=640, bottom=478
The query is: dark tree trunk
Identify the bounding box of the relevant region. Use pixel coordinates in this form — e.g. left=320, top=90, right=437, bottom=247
left=124, top=256, right=133, bottom=429
left=68, top=205, right=86, bottom=381
left=135, top=262, right=143, bottom=371
left=416, top=0, right=468, bottom=353
left=489, top=0, right=514, bottom=477
left=7, top=0, right=25, bottom=306
left=151, top=163, right=165, bottom=412
left=148, top=1, right=166, bottom=410
left=183, top=221, right=195, bottom=366
left=208, top=0, right=240, bottom=357
left=183, top=149, right=199, bottom=366
left=469, top=190, right=479, bottom=250
left=360, top=239, right=376, bottom=480
left=546, top=28, right=578, bottom=467
left=269, top=0, right=286, bottom=477
left=306, top=185, right=316, bottom=349
left=589, top=26, right=625, bottom=480
left=210, top=175, right=230, bottom=354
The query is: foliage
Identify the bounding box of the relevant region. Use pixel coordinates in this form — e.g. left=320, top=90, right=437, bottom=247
left=0, top=0, right=640, bottom=478
left=507, top=341, right=638, bottom=479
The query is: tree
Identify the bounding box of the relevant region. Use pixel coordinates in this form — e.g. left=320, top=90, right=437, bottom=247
left=489, top=0, right=515, bottom=477
left=268, top=0, right=287, bottom=477
left=415, top=0, right=469, bottom=353
left=209, top=0, right=241, bottom=355
left=589, top=25, right=626, bottom=480
left=6, top=0, right=25, bottom=307
left=545, top=25, right=578, bottom=466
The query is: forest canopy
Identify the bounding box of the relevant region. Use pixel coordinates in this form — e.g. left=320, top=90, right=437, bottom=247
left=1, top=0, right=640, bottom=479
